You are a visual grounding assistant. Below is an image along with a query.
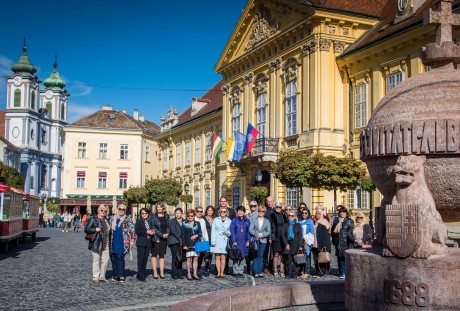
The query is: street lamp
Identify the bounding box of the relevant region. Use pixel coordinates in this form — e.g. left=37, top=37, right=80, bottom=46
left=256, top=170, right=263, bottom=185
left=184, top=183, right=190, bottom=212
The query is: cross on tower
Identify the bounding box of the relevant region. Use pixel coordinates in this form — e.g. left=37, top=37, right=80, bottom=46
left=424, top=0, right=460, bottom=44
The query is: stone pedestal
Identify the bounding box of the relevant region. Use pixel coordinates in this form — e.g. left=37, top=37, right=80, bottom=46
left=345, top=247, right=460, bottom=311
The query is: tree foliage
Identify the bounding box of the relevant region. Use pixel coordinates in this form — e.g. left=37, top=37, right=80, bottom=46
left=0, top=161, right=24, bottom=189
left=360, top=175, right=376, bottom=192
left=123, top=185, right=149, bottom=207
left=144, top=178, right=183, bottom=206
left=180, top=194, right=193, bottom=204
left=271, top=150, right=312, bottom=188
left=249, top=186, right=269, bottom=202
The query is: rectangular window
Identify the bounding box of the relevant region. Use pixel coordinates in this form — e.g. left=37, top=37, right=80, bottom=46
left=98, top=172, right=107, bottom=189
left=99, top=143, right=108, bottom=159
left=205, top=188, right=211, bottom=207
left=185, top=142, right=191, bottom=166
left=347, top=189, right=369, bottom=209
left=205, top=135, right=212, bottom=162
left=232, top=104, right=241, bottom=134
left=77, top=171, right=86, bottom=188
left=387, top=71, right=403, bottom=92
left=232, top=186, right=240, bottom=208
left=176, top=143, right=182, bottom=168
left=78, top=142, right=86, bottom=158
left=30, top=176, right=34, bottom=189
left=286, top=188, right=298, bottom=208
left=120, top=144, right=128, bottom=160
left=163, top=148, right=168, bottom=170
left=285, top=82, right=297, bottom=136
left=145, top=146, right=150, bottom=162
left=195, top=138, right=201, bottom=164
left=256, top=94, right=267, bottom=136
left=194, top=189, right=200, bottom=207
left=354, top=83, right=368, bottom=129
left=119, top=172, right=128, bottom=189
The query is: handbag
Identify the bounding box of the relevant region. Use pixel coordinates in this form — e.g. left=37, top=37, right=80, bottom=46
left=318, top=247, right=331, bottom=264
left=250, top=238, right=259, bottom=252
left=229, top=248, right=242, bottom=261
left=294, top=252, right=307, bottom=265
left=195, top=240, right=211, bottom=253
left=85, top=232, right=95, bottom=241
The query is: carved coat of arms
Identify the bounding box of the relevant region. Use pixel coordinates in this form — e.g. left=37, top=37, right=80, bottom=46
left=385, top=204, right=420, bottom=258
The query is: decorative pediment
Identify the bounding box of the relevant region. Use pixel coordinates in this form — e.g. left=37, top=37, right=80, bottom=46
left=245, top=3, right=279, bottom=51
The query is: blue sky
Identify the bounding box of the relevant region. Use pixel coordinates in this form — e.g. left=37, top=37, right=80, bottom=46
left=0, top=0, right=247, bottom=123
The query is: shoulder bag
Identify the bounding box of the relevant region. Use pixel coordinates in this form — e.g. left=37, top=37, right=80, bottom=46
left=317, top=247, right=331, bottom=264
left=294, top=251, right=307, bottom=265
left=195, top=240, right=211, bottom=253
left=250, top=238, right=259, bottom=252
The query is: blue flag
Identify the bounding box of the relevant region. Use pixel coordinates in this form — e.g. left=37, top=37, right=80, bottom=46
left=233, top=131, right=246, bottom=162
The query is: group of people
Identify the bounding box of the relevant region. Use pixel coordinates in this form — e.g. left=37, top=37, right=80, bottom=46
left=40, top=211, right=86, bottom=232
left=84, top=196, right=373, bottom=283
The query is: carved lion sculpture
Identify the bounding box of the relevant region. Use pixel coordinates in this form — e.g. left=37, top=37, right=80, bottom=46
left=382, top=155, right=448, bottom=258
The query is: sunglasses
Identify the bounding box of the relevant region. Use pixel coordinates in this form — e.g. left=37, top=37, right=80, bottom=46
left=288, top=215, right=296, bottom=217
left=250, top=205, right=257, bottom=207
left=301, top=212, right=308, bottom=215
left=220, top=211, right=227, bottom=213
left=118, top=208, right=126, bottom=211
left=258, top=210, right=264, bottom=212
left=101, top=210, right=107, bottom=212
left=357, top=217, right=363, bottom=219
left=141, top=212, right=148, bottom=214
left=196, top=210, right=203, bottom=213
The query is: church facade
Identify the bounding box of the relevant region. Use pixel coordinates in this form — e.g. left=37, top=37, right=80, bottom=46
left=4, top=41, right=68, bottom=199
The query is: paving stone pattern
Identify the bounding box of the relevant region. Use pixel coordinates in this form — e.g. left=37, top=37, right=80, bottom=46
left=0, top=228, right=340, bottom=311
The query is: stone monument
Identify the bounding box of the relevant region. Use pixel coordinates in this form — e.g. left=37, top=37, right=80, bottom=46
left=346, top=0, right=460, bottom=309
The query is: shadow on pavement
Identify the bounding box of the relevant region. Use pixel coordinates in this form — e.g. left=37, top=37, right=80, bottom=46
left=0, top=236, right=50, bottom=260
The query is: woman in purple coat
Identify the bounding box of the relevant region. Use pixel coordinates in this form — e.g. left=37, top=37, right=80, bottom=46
left=230, top=206, right=251, bottom=277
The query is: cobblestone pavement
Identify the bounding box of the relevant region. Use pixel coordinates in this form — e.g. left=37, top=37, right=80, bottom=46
left=0, top=228, right=341, bottom=311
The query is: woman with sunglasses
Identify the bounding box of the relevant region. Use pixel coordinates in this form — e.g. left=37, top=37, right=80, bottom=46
left=331, top=205, right=354, bottom=279
left=109, top=204, right=135, bottom=283
left=249, top=205, right=271, bottom=278
left=211, top=207, right=231, bottom=278
left=349, top=213, right=372, bottom=248
left=298, top=208, right=315, bottom=279
left=168, top=208, right=185, bottom=279
left=269, top=203, right=288, bottom=277
left=181, top=209, right=202, bottom=280
left=150, top=202, right=170, bottom=279
left=85, top=204, right=111, bottom=283
left=135, top=208, right=155, bottom=281
left=281, top=211, right=303, bottom=279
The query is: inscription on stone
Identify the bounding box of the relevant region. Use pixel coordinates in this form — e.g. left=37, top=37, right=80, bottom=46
left=360, top=119, right=460, bottom=158
left=384, top=279, right=429, bottom=307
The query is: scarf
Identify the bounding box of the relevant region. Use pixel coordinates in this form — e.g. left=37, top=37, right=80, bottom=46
left=334, top=217, right=344, bottom=234
left=111, top=213, right=126, bottom=231
left=353, top=225, right=364, bottom=240
left=288, top=220, right=295, bottom=240
left=144, top=219, right=150, bottom=230
left=182, top=221, right=199, bottom=234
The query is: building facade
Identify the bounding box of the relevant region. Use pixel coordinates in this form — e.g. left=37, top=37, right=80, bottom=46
left=4, top=42, right=68, bottom=199
left=60, top=106, right=160, bottom=214
left=154, top=82, right=223, bottom=212
left=214, top=0, right=386, bottom=211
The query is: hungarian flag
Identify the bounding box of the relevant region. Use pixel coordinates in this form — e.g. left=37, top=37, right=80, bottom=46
left=226, top=138, right=235, bottom=162
left=244, top=123, right=259, bottom=153
left=211, top=133, right=224, bottom=161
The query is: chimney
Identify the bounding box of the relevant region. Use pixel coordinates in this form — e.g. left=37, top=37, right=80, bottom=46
left=102, top=105, right=112, bottom=111
left=122, top=109, right=126, bottom=114
left=133, top=109, right=139, bottom=120
left=139, top=115, right=144, bottom=121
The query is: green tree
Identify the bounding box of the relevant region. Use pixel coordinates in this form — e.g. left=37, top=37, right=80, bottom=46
left=271, top=150, right=313, bottom=194
left=249, top=186, right=269, bottom=203
left=144, top=178, right=183, bottom=206
left=0, top=161, right=24, bottom=189
left=359, top=175, right=376, bottom=192
left=46, top=197, right=60, bottom=214
left=123, top=185, right=148, bottom=207
left=308, top=154, right=367, bottom=208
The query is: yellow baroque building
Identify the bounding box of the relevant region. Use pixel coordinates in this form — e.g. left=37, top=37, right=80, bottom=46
left=61, top=106, right=160, bottom=214
left=214, top=0, right=387, bottom=211
left=154, top=82, right=223, bottom=213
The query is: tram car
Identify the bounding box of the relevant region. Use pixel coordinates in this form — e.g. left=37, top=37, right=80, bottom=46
left=22, top=193, right=40, bottom=242
left=0, top=183, right=24, bottom=253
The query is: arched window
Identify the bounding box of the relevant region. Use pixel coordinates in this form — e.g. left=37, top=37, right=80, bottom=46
left=60, top=102, right=65, bottom=120
left=256, top=94, right=267, bottom=136
left=46, top=101, right=52, bottom=118
left=232, top=104, right=241, bottom=135
left=285, top=81, right=297, bottom=136
left=31, top=91, right=35, bottom=109
left=14, top=89, right=21, bottom=107
left=232, top=185, right=240, bottom=208
left=41, top=165, right=47, bottom=189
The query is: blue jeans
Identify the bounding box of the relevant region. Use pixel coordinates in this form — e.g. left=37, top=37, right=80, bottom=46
left=111, top=253, right=126, bottom=278
left=253, top=243, right=267, bottom=275
left=338, top=256, right=346, bottom=277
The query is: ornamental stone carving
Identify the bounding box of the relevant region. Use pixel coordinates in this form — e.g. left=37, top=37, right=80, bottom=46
left=333, top=40, right=345, bottom=53
left=243, top=72, right=254, bottom=84
left=269, top=57, right=282, bottom=72
left=254, top=72, right=269, bottom=95
left=229, top=85, right=243, bottom=106
left=319, top=38, right=332, bottom=51
left=221, top=83, right=230, bottom=95
left=301, top=39, right=318, bottom=56
left=283, top=58, right=301, bottom=83
left=245, top=3, right=279, bottom=51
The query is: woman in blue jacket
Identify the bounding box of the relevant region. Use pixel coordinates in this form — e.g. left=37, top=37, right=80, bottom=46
left=230, top=206, right=251, bottom=277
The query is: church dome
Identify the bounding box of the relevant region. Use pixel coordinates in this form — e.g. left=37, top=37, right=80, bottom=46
left=11, top=41, right=37, bottom=76
left=43, top=57, right=66, bottom=90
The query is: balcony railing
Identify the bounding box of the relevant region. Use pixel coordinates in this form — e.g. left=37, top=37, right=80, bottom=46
left=252, top=137, right=279, bottom=154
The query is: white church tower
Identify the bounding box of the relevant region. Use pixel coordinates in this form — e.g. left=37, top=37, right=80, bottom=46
left=4, top=39, right=68, bottom=199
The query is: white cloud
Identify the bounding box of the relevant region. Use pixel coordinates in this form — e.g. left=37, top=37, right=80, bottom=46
left=67, top=81, right=92, bottom=96
left=67, top=103, right=98, bottom=122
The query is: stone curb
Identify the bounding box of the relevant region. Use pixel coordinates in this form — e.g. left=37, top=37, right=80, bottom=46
left=170, top=280, right=345, bottom=311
